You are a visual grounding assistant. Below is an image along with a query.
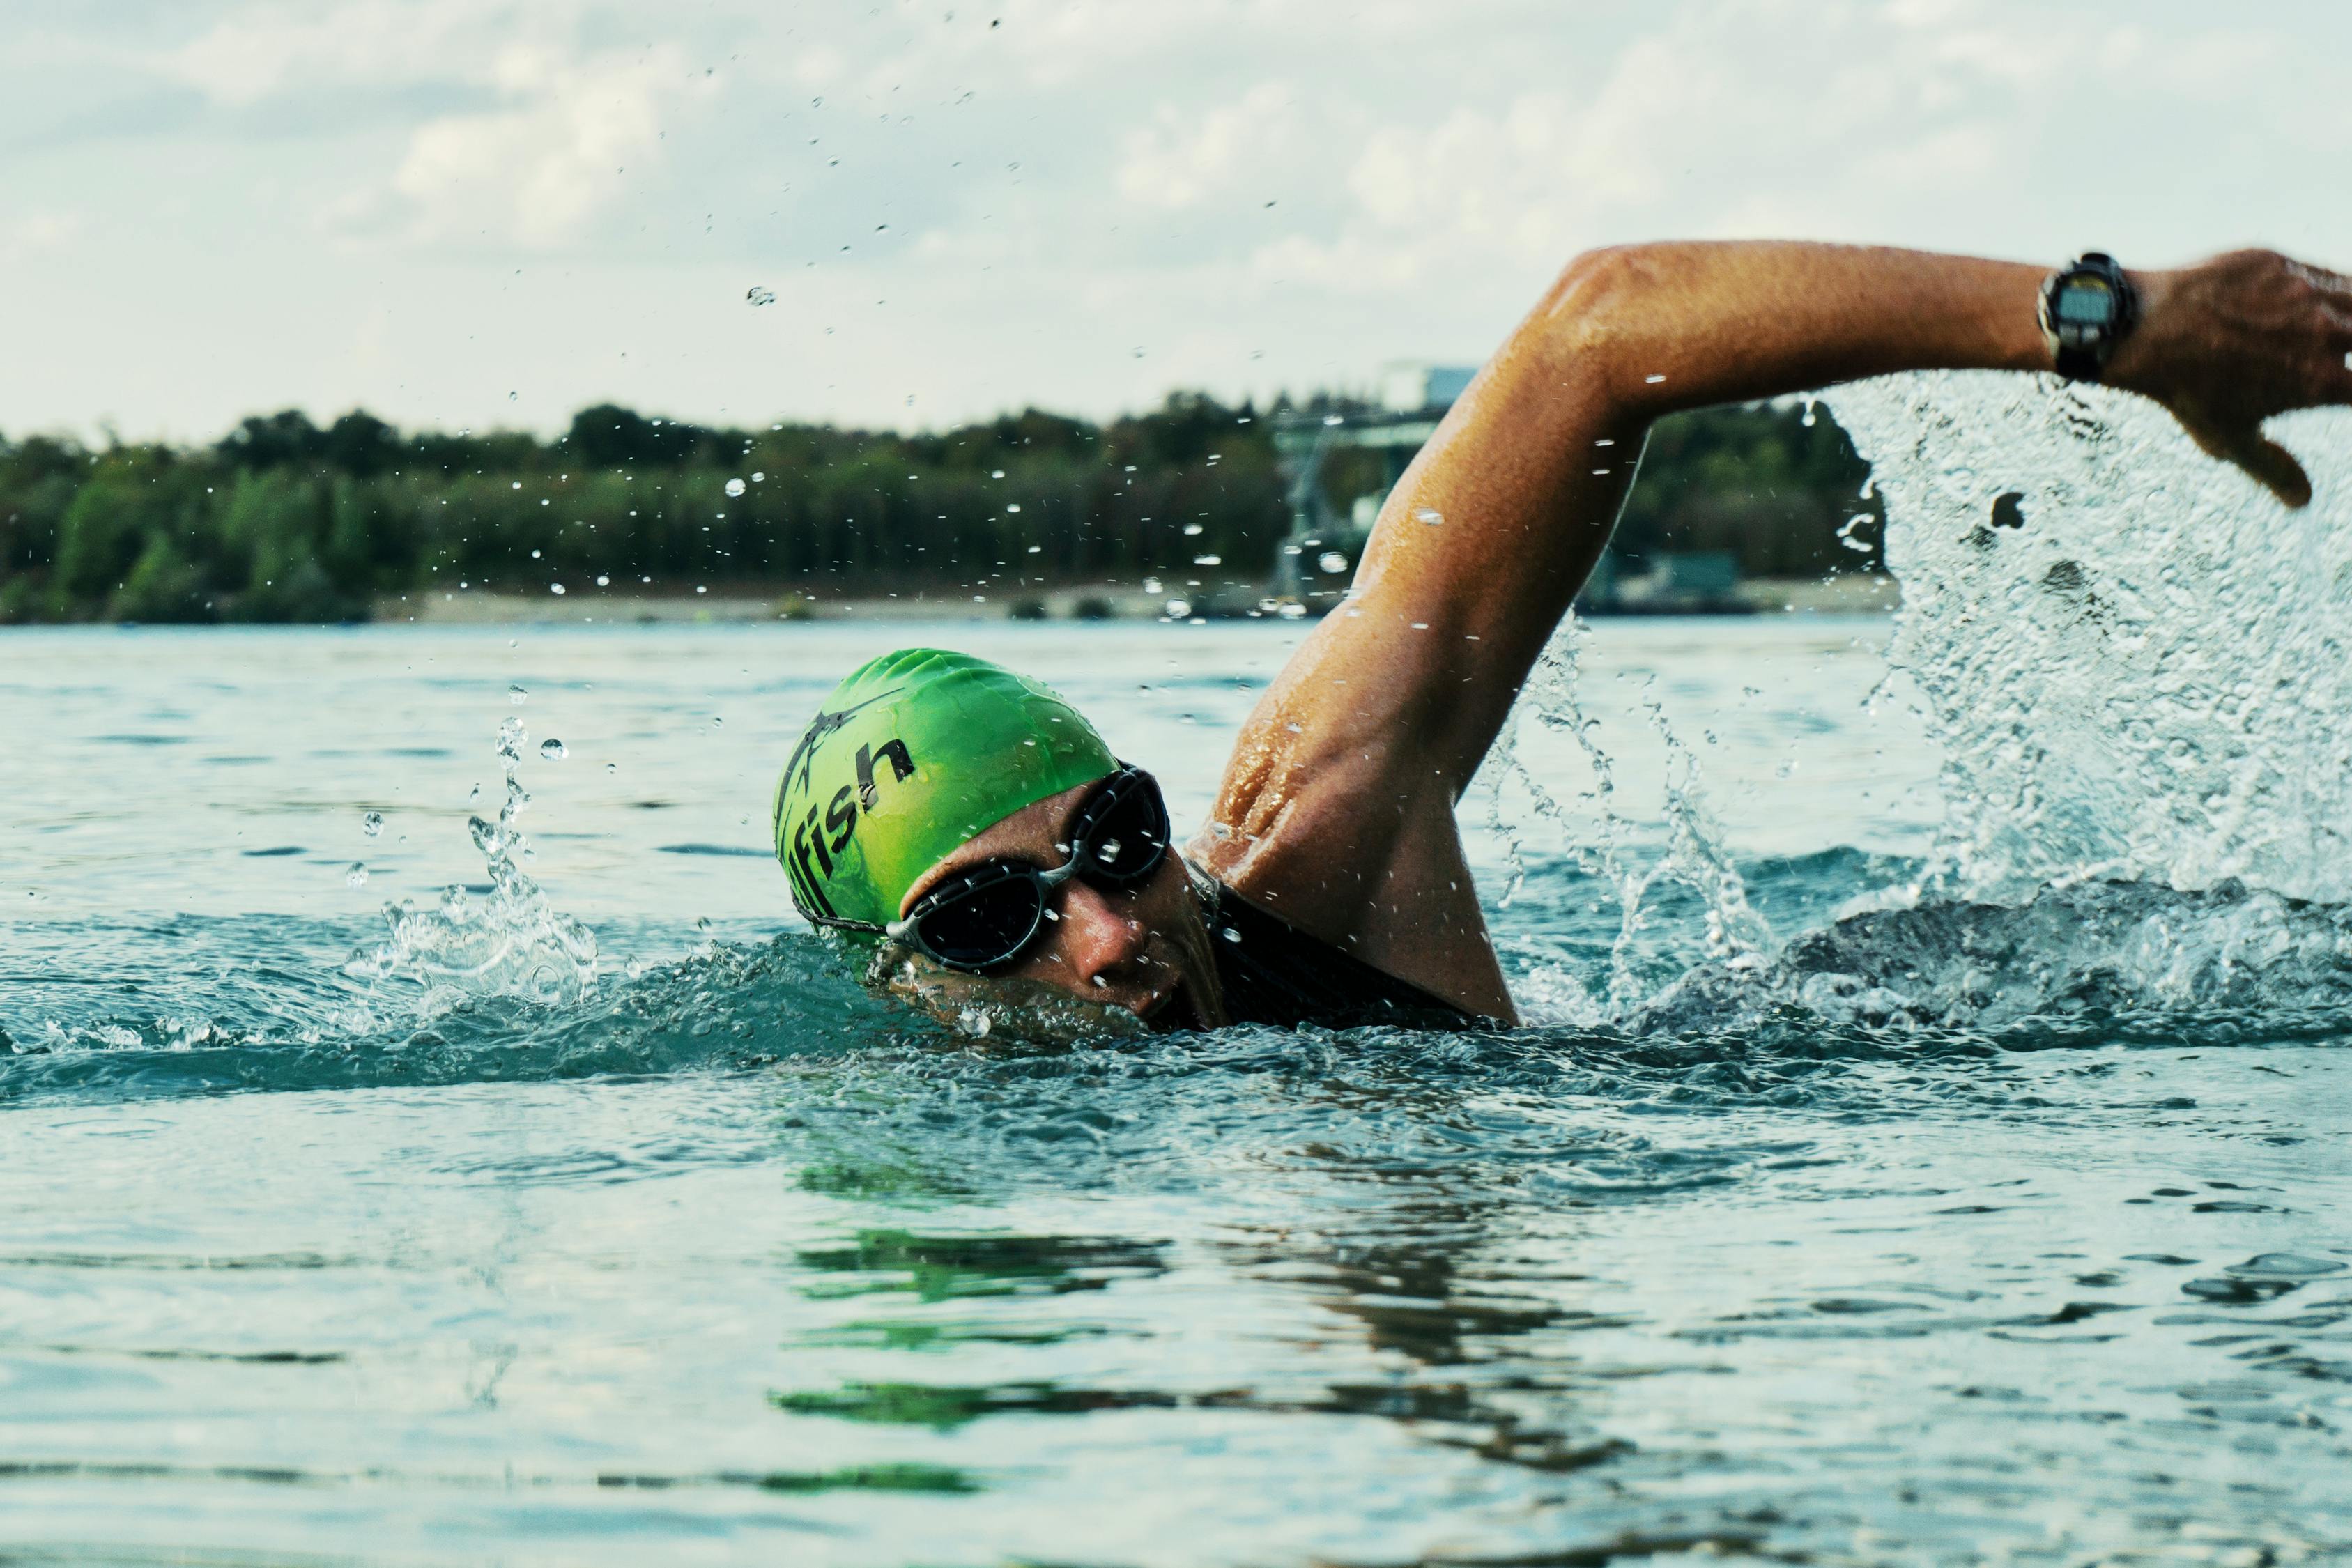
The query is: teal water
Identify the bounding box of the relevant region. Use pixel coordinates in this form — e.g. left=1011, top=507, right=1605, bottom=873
left=6, top=377, right=2352, bottom=1565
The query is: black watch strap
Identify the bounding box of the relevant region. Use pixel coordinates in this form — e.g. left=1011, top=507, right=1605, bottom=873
left=2040, top=252, right=2138, bottom=383
left=2052, top=339, right=2105, bottom=382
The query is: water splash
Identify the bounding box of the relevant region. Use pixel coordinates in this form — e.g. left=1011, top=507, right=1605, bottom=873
left=1827, top=374, right=2352, bottom=905
left=1638, top=875, right=2352, bottom=1041
left=1481, top=617, right=1766, bottom=1022
left=344, top=712, right=598, bottom=1011
left=1489, top=376, right=2352, bottom=1033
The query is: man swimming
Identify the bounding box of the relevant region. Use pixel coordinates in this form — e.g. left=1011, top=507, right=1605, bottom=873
left=774, top=241, right=2352, bottom=1033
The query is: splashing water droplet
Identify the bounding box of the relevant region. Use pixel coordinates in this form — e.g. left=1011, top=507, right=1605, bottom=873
left=1415, top=507, right=1444, bottom=526
left=344, top=709, right=597, bottom=1007
left=724, top=477, right=746, bottom=498
left=746, top=286, right=775, bottom=307
left=361, top=811, right=384, bottom=838
left=507, top=390, right=518, bottom=401
left=346, top=863, right=369, bottom=888
left=540, top=739, right=567, bottom=761
left=711, top=716, right=724, bottom=729
left=1317, top=551, right=1349, bottom=574
left=1193, top=554, right=1222, bottom=567
left=1164, top=599, right=1192, bottom=619
left=595, top=574, right=610, bottom=587
left=1183, top=523, right=1204, bottom=536
left=508, top=685, right=528, bottom=705
left=549, top=583, right=565, bottom=595
left=1221, top=925, right=1241, bottom=942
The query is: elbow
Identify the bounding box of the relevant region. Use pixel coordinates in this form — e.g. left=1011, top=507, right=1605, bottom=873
left=1537, top=246, right=1645, bottom=337
left=1533, top=247, right=1646, bottom=381
left=1521, top=245, right=1657, bottom=417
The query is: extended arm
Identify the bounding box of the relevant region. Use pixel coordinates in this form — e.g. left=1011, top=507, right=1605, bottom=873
left=1192, top=241, right=2352, bottom=1018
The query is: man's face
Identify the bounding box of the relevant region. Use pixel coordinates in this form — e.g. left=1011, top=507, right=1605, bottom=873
left=888, top=776, right=1228, bottom=1033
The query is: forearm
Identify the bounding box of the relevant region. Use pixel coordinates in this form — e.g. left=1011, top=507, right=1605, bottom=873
left=1277, top=238, right=2345, bottom=799
left=1544, top=240, right=2051, bottom=422
left=1332, top=242, right=2059, bottom=777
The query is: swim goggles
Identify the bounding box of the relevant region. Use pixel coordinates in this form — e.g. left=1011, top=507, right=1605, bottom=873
left=816, top=764, right=1172, bottom=973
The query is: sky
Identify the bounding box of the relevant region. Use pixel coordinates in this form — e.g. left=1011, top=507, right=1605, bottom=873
left=3, top=0, right=2348, bottom=445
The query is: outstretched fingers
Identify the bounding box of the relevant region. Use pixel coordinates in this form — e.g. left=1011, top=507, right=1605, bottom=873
left=2229, top=432, right=2316, bottom=509
left=2181, top=410, right=2314, bottom=510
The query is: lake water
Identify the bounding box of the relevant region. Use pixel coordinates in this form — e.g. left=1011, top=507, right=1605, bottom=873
left=6, top=375, right=2352, bottom=1565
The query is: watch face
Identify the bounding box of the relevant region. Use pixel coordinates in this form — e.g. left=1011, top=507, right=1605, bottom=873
left=2054, top=279, right=2114, bottom=326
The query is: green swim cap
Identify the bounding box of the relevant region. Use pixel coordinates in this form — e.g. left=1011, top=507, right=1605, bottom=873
left=772, top=648, right=1117, bottom=928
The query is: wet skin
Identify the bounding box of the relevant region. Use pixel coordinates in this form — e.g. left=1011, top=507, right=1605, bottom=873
left=891, top=777, right=1231, bottom=1033
left=894, top=244, right=2352, bottom=1029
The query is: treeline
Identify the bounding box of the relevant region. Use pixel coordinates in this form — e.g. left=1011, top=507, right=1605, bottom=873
left=1608, top=399, right=1882, bottom=576
left=0, top=394, right=1880, bottom=624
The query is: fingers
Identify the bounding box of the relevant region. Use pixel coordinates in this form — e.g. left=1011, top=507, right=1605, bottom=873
left=2228, top=432, right=2315, bottom=510
left=2180, top=411, right=2314, bottom=508
left=2289, top=259, right=2352, bottom=302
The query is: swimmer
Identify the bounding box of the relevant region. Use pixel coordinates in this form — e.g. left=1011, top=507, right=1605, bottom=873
left=775, top=243, right=2352, bottom=1033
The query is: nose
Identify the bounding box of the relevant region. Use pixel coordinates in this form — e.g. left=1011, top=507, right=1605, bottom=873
left=1052, top=878, right=1151, bottom=987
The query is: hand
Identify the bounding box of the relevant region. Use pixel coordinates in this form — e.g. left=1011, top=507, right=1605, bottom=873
left=2111, top=249, right=2352, bottom=508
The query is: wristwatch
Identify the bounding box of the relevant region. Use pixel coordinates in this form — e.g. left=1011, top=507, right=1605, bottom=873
left=2038, top=252, right=2138, bottom=382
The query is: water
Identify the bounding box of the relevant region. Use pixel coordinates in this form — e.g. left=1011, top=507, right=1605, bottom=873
left=6, top=379, right=2352, bottom=1563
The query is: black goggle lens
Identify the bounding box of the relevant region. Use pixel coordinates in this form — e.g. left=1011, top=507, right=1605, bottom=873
left=905, top=768, right=1171, bottom=971
left=1066, top=770, right=1170, bottom=888
left=911, top=863, right=1044, bottom=968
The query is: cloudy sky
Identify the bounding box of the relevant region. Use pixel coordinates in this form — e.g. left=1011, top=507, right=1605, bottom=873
left=4, top=0, right=2347, bottom=444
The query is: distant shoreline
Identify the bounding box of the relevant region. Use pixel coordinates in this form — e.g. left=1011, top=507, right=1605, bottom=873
left=369, top=574, right=1899, bottom=625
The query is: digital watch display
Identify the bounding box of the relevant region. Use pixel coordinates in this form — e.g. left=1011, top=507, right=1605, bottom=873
left=2038, top=252, right=2139, bottom=382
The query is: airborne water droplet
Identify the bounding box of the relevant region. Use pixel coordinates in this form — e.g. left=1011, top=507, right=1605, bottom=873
left=746, top=286, right=775, bottom=307
left=1415, top=507, right=1443, bottom=526
left=725, top=477, right=747, bottom=498
left=361, top=811, right=384, bottom=838
left=346, top=863, right=369, bottom=888
left=1317, top=551, right=1349, bottom=574
left=509, top=685, right=528, bottom=705
left=540, top=739, right=567, bottom=761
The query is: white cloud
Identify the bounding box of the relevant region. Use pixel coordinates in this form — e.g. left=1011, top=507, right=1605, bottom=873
left=5, top=210, right=85, bottom=257
left=1116, top=82, right=1302, bottom=210
left=4, top=0, right=2346, bottom=443
left=167, top=0, right=542, bottom=102
left=386, top=44, right=702, bottom=247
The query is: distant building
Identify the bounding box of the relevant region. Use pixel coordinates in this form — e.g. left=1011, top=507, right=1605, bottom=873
left=1273, top=362, right=1748, bottom=615
left=1270, top=364, right=1477, bottom=604
left=1378, top=362, right=1477, bottom=414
